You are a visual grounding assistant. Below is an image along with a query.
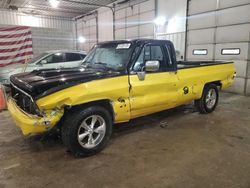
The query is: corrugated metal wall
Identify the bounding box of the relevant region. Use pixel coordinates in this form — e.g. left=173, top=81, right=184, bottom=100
left=77, top=14, right=98, bottom=52
left=31, top=27, right=75, bottom=56
left=186, top=0, right=250, bottom=95
left=76, top=0, right=157, bottom=52
left=0, top=10, right=76, bottom=56
left=114, top=0, right=155, bottom=40
left=75, top=0, right=188, bottom=54
left=0, top=10, right=73, bottom=31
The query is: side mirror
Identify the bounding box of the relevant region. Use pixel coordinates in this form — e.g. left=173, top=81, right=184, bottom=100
left=37, top=60, right=47, bottom=65
left=145, top=60, right=160, bottom=72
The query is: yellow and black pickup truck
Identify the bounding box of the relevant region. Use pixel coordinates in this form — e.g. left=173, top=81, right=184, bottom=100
left=7, top=39, right=235, bottom=156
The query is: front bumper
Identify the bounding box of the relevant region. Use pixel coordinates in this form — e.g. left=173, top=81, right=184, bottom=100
left=7, top=98, right=63, bottom=135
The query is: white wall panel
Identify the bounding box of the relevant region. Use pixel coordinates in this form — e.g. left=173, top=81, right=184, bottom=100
left=188, top=12, right=216, bottom=30
left=158, top=0, right=187, bottom=34
left=0, top=10, right=73, bottom=31
left=233, top=61, right=249, bottom=78
left=127, top=15, right=139, bottom=26
left=189, top=0, right=217, bottom=15
left=126, top=26, right=139, bottom=38
left=215, top=43, right=250, bottom=60
left=247, top=62, right=250, bottom=78
left=126, top=4, right=139, bottom=16
left=98, top=7, right=113, bottom=42
left=115, top=9, right=126, bottom=20
left=140, top=0, right=155, bottom=12
left=187, top=0, right=250, bottom=94
left=187, top=28, right=215, bottom=45
left=115, top=29, right=126, bottom=39
left=187, top=44, right=215, bottom=60
left=219, top=0, right=250, bottom=8
left=31, top=27, right=75, bottom=56
left=139, top=11, right=155, bottom=24
left=114, top=0, right=155, bottom=40
left=77, top=16, right=97, bottom=51
left=246, top=79, right=250, bottom=95
left=89, top=26, right=96, bottom=34
left=216, top=24, right=250, bottom=43
left=115, top=18, right=126, bottom=29
left=139, top=24, right=154, bottom=36
left=225, top=77, right=246, bottom=94
left=217, top=5, right=250, bottom=26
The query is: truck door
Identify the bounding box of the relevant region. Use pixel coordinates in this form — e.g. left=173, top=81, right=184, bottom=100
left=129, top=42, right=179, bottom=118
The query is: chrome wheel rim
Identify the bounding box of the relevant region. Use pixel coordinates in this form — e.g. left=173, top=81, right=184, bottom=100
left=205, top=88, right=217, bottom=109
left=77, top=115, right=106, bottom=149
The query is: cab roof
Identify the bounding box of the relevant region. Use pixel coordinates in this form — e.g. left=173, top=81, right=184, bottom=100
left=97, top=39, right=173, bottom=46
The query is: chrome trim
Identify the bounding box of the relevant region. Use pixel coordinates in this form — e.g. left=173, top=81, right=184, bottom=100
left=10, top=82, right=34, bottom=103
left=10, top=82, right=41, bottom=115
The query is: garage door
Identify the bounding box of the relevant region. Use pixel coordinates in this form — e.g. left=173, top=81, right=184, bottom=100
left=186, top=0, right=250, bottom=95
left=77, top=14, right=97, bottom=52
left=114, top=0, right=155, bottom=40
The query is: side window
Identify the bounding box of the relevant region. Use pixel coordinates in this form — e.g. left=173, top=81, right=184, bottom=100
left=150, top=46, right=164, bottom=61
left=43, top=53, right=65, bottom=64
left=65, top=53, right=82, bottom=62
left=133, top=45, right=166, bottom=72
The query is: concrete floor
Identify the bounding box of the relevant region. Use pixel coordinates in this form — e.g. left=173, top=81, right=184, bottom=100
left=0, top=93, right=250, bottom=188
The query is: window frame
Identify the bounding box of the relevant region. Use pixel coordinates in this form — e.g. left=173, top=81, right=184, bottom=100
left=193, top=49, right=208, bottom=55
left=221, top=48, right=240, bottom=55
left=130, top=43, right=170, bottom=73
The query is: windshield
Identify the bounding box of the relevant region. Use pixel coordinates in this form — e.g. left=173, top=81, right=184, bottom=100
left=28, top=53, right=49, bottom=64
left=82, top=43, right=133, bottom=71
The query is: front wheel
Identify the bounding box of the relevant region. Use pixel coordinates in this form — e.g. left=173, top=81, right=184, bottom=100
left=61, top=106, right=112, bottom=157
left=195, top=84, right=219, bottom=114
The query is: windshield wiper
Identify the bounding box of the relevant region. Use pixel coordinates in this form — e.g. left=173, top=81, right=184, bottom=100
left=93, top=62, right=116, bottom=71
left=94, top=62, right=107, bottom=66
left=81, top=61, right=115, bottom=71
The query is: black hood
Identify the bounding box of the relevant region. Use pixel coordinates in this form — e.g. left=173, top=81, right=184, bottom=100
left=10, top=67, right=123, bottom=99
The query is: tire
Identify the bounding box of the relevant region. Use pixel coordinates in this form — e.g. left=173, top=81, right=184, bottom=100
left=61, top=106, right=112, bottom=157
left=195, top=84, right=219, bottom=114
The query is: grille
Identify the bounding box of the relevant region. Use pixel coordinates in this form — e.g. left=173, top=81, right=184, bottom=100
left=11, top=84, right=38, bottom=115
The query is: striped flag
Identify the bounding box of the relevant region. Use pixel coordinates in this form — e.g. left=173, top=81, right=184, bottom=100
left=0, top=26, right=33, bottom=67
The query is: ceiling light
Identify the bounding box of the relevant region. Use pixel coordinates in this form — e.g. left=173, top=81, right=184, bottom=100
left=78, top=36, right=86, bottom=43
left=154, top=16, right=167, bottom=26
left=49, top=0, right=60, bottom=8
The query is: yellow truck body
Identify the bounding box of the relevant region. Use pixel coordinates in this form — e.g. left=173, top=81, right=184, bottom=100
left=8, top=62, right=235, bottom=135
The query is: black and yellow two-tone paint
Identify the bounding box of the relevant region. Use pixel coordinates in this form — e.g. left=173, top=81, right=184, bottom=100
left=7, top=39, right=235, bottom=136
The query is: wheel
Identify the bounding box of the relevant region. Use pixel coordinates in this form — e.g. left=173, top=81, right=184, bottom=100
left=195, top=84, right=219, bottom=114
left=61, top=106, right=112, bottom=157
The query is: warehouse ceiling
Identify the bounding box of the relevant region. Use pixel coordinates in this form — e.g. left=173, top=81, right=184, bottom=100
left=0, top=0, right=118, bottom=18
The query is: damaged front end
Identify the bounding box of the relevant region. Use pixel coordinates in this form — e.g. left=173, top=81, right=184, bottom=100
left=7, top=83, right=64, bottom=135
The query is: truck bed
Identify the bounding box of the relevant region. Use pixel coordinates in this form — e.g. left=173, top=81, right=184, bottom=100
left=177, top=61, right=233, bottom=69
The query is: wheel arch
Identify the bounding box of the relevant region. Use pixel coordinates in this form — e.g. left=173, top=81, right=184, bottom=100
left=196, top=80, right=222, bottom=99
left=204, top=80, right=222, bottom=88
left=66, top=99, right=115, bottom=121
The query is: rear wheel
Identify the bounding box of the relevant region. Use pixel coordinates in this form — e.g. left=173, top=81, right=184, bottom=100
left=61, top=106, right=112, bottom=157
left=195, top=84, right=219, bottom=114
